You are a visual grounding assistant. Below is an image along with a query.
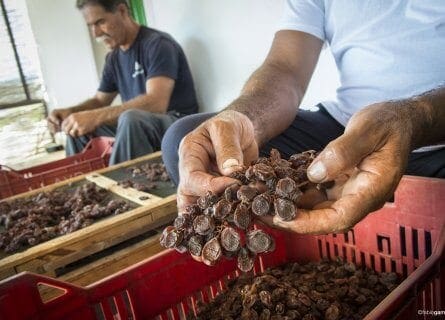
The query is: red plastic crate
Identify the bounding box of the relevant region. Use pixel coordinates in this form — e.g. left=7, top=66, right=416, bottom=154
left=0, top=137, right=114, bottom=199
left=0, top=175, right=444, bottom=320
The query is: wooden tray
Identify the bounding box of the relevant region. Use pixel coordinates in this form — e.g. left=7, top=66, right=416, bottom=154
left=0, top=152, right=176, bottom=280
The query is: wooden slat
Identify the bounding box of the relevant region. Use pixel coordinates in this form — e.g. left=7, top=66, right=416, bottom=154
left=0, top=152, right=178, bottom=281
left=61, top=232, right=163, bottom=286
left=39, top=231, right=165, bottom=302
left=85, top=173, right=162, bottom=206
left=0, top=195, right=176, bottom=278
left=3, top=151, right=164, bottom=202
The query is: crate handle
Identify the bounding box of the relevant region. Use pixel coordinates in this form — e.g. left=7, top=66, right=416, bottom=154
left=0, top=164, right=23, bottom=178
left=37, top=280, right=69, bottom=304
left=0, top=272, right=84, bottom=305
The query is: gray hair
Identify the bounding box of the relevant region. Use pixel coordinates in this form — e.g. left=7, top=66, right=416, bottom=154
left=76, top=0, right=128, bottom=12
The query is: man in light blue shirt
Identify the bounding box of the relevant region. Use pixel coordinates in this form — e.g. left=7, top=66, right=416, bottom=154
left=162, top=0, right=445, bottom=235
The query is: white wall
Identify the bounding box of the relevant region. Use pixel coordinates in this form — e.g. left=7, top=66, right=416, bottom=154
left=26, top=0, right=99, bottom=111
left=26, top=0, right=340, bottom=114
left=144, top=0, right=340, bottom=112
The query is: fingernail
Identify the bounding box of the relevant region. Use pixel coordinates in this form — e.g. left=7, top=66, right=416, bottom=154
left=308, top=161, right=327, bottom=181
left=222, top=158, right=239, bottom=169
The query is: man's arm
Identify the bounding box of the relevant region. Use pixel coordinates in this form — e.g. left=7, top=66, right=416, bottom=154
left=177, top=31, right=323, bottom=210
left=410, top=87, right=445, bottom=148
left=47, top=91, right=116, bottom=134
left=260, top=86, right=445, bottom=235
left=61, top=76, right=174, bottom=137
left=228, top=30, right=323, bottom=146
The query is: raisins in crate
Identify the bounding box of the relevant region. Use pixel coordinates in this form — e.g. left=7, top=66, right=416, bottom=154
left=189, top=259, right=400, bottom=320
left=0, top=183, right=131, bottom=253
left=237, top=247, right=255, bottom=272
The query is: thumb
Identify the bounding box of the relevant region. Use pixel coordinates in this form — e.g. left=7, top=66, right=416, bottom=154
left=210, top=125, right=245, bottom=176
left=206, top=111, right=254, bottom=175
left=307, top=131, right=373, bottom=183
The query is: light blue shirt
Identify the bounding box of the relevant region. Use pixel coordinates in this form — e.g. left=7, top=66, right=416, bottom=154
left=280, top=0, right=445, bottom=130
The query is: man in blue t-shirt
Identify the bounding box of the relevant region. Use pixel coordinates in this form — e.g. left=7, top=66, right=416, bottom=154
left=47, top=0, right=198, bottom=165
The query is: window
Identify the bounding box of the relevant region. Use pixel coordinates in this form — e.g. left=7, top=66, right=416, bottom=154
left=0, top=0, right=45, bottom=108
left=0, top=0, right=51, bottom=165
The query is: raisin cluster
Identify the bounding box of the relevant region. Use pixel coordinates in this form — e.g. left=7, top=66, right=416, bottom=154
left=0, top=183, right=131, bottom=253
left=127, top=162, right=171, bottom=182
left=118, top=162, right=172, bottom=192
left=160, top=149, right=317, bottom=272
left=192, top=258, right=400, bottom=320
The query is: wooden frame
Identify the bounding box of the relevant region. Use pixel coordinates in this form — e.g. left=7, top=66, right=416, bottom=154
left=0, top=152, right=176, bottom=280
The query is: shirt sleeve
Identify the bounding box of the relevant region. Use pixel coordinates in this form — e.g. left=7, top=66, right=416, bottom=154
left=279, top=0, right=326, bottom=41
left=144, top=37, right=179, bottom=81
left=98, top=53, right=118, bottom=93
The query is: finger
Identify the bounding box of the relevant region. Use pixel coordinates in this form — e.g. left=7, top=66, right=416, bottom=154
left=307, top=130, right=374, bottom=183
left=207, top=119, right=245, bottom=175
left=47, top=116, right=59, bottom=126
left=178, top=146, right=239, bottom=212
left=313, top=200, right=335, bottom=210
left=191, top=254, right=203, bottom=263
left=207, top=112, right=257, bottom=175
left=61, top=118, right=72, bottom=135
left=177, top=190, right=198, bottom=213
left=178, top=174, right=237, bottom=213
left=179, top=134, right=240, bottom=196
left=47, top=122, right=57, bottom=134
left=270, top=170, right=390, bottom=235
left=48, top=112, right=61, bottom=123
left=70, top=122, right=79, bottom=137
left=297, top=186, right=327, bottom=209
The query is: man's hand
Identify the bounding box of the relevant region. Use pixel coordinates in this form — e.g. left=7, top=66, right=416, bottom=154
left=259, top=101, right=414, bottom=234
left=177, top=110, right=259, bottom=212
left=61, top=109, right=103, bottom=137
left=47, top=109, right=72, bottom=134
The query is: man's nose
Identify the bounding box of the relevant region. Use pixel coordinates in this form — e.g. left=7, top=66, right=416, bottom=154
left=91, top=25, right=103, bottom=38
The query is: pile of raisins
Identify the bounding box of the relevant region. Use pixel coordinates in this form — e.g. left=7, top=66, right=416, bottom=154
left=160, top=149, right=317, bottom=272
left=191, top=258, right=400, bottom=320
left=118, top=162, right=172, bottom=192
left=127, top=162, right=171, bottom=182
left=0, top=183, right=131, bottom=253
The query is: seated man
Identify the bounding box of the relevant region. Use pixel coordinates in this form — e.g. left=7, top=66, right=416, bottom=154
left=47, top=0, right=198, bottom=165
left=162, top=0, right=445, bottom=235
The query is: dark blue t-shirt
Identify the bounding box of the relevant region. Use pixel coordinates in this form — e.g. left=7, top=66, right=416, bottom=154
left=98, top=26, right=198, bottom=115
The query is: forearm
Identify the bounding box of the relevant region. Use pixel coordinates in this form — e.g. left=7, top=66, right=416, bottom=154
left=409, top=86, right=445, bottom=148
left=69, top=98, right=105, bottom=113
left=225, top=31, right=323, bottom=146
left=94, top=94, right=166, bottom=125
left=226, top=62, right=303, bottom=147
